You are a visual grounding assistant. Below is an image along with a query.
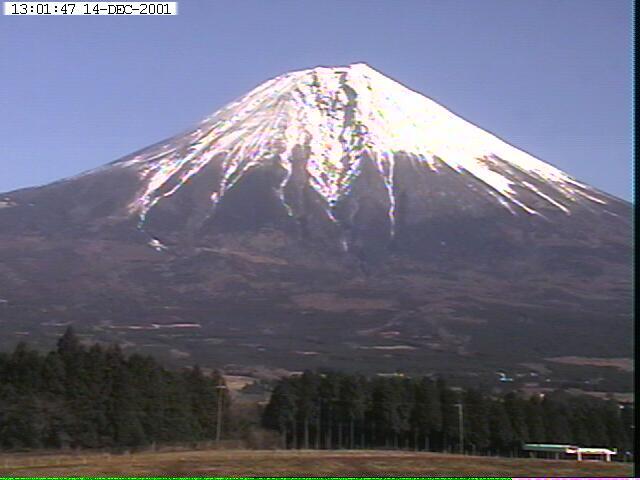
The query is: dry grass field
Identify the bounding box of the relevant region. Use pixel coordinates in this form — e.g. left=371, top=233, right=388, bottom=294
left=546, top=356, right=634, bottom=372
left=0, top=449, right=634, bottom=477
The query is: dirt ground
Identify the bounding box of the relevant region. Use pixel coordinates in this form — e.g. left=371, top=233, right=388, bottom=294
left=0, top=449, right=634, bottom=477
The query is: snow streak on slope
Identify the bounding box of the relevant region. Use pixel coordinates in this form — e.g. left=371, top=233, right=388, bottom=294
left=121, top=63, right=606, bottom=229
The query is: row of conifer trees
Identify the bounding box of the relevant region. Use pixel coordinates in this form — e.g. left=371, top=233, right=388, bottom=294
left=1, top=329, right=634, bottom=458
left=261, top=371, right=634, bottom=457
left=0, top=327, right=229, bottom=450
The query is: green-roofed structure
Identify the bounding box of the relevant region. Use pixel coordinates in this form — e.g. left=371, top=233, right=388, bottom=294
left=523, top=443, right=618, bottom=461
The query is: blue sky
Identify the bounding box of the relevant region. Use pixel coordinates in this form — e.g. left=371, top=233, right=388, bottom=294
left=0, top=0, right=632, bottom=200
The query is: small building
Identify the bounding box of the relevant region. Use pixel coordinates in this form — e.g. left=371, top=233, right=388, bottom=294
left=523, top=443, right=617, bottom=462
left=566, top=446, right=618, bottom=462
left=523, top=443, right=573, bottom=460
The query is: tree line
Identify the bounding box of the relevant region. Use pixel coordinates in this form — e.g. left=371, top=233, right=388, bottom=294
left=1, top=329, right=634, bottom=458
left=0, top=327, right=229, bottom=450
left=262, top=371, right=634, bottom=458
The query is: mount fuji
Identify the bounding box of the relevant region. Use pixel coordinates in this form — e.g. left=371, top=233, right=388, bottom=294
left=0, top=64, right=631, bottom=387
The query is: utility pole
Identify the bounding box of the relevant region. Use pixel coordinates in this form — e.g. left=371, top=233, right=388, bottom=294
left=455, top=403, right=464, bottom=455
left=216, top=384, right=227, bottom=444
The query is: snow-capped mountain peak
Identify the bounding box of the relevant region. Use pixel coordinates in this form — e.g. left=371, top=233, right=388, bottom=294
left=116, top=63, right=606, bottom=228
left=0, top=65, right=630, bottom=379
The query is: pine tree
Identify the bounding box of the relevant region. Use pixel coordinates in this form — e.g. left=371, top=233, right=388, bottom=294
left=262, top=378, right=297, bottom=448
left=8, top=342, right=43, bottom=393
left=57, top=326, right=81, bottom=358
left=438, top=379, right=458, bottom=453
left=541, top=395, right=571, bottom=444
left=463, top=388, right=490, bottom=454
left=524, top=396, right=545, bottom=443
left=295, top=371, right=320, bottom=449
left=503, top=392, right=529, bottom=455
left=318, top=372, right=342, bottom=449
left=488, top=400, right=515, bottom=455
left=618, top=403, right=634, bottom=456
left=339, top=374, right=367, bottom=449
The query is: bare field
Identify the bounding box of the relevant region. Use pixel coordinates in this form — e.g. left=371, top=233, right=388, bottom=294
left=0, top=449, right=633, bottom=477
left=546, top=356, right=634, bottom=372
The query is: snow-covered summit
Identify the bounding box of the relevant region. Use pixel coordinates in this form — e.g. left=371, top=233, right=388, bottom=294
left=119, top=63, right=606, bottom=226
